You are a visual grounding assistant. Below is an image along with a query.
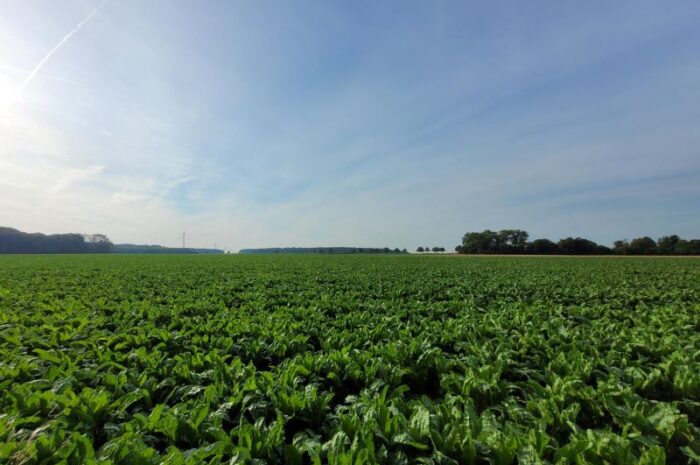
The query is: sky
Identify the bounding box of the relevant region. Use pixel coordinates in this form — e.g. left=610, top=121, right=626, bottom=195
left=1, top=1, right=699, bottom=251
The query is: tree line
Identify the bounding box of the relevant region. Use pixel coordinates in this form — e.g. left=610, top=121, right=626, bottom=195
left=612, top=235, right=700, bottom=255
left=239, top=247, right=409, bottom=254
left=456, top=229, right=700, bottom=255
left=113, top=244, right=224, bottom=254
left=0, top=227, right=113, bottom=254
left=416, top=247, right=446, bottom=253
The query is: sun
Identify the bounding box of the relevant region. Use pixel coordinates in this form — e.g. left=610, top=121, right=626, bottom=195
left=0, top=72, right=24, bottom=111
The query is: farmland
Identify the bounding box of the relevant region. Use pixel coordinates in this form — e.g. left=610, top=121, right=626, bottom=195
left=0, top=255, right=699, bottom=464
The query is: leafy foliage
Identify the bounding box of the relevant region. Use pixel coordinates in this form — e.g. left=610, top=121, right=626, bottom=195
left=0, top=255, right=698, bottom=464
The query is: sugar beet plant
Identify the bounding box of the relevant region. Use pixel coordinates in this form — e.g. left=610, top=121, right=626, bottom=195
left=0, top=254, right=699, bottom=464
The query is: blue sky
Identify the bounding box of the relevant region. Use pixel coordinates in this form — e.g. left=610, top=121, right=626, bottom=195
left=1, top=1, right=699, bottom=250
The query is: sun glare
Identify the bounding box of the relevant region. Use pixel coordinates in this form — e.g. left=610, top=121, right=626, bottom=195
left=0, top=74, right=24, bottom=111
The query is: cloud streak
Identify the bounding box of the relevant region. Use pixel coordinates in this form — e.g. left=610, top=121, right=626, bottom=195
left=47, top=165, right=105, bottom=194
left=0, top=64, right=76, bottom=85
left=16, top=1, right=105, bottom=98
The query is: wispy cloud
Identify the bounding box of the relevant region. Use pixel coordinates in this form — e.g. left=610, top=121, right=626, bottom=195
left=0, top=63, right=76, bottom=85
left=47, top=165, right=105, bottom=194
left=16, top=1, right=105, bottom=98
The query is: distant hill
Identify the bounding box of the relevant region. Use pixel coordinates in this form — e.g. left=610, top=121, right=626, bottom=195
left=239, top=247, right=408, bottom=254
left=114, top=244, right=224, bottom=254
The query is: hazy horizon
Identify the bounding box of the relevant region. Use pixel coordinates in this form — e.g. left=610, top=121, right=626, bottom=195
left=2, top=1, right=699, bottom=250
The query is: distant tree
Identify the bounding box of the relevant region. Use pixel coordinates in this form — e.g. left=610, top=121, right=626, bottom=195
left=88, top=233, right=108, bottom=243
left=402, top=248, right=407, bottom=253
left=528, top=238, right=558, bottom=254
left=557, top=237, right=611, bottom=255
left=432, top=247, right=440, bottom=253
left=557, top=237, right=581, bottom=255
left=613, top=240, right=629, bottom=254
left=439, top=247, right=446, bottom=253
left=86, top=234, right=114, bottom=253
left=597, top=245, right=613, bottom=254
left=627, top=237, right=657, bottom=255
left=676, top=239, right=700, bottom=255
left=657, top=235, right=680, bottom=254
left=511, top=230, right=529, bottom=251
left=461, top=230, right=499, bottom=254
left=498, top=229, right=529, bottom=253
left=455, top=245, right=463, bottom=253
left=393, top=248, right=400, bottom=253
left=417, top=247, right=424, bottom=253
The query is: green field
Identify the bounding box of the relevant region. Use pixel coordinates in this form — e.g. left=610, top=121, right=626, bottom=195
left=1, top=255, right=699, bottom=464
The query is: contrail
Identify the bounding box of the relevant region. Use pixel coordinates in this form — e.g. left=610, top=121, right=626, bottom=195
left=17, top=1, right=106, bottom=96
left=0, top=64, right=76, bottom=85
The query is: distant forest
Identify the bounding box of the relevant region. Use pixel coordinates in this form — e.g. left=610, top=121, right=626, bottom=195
left=113, top=244, right=224, bottom=254
left=457, top=229, right=700, bottom=255
left=0, top=227, right=113, bottom=254
left=239, top=247, right=408, bottom=254
left=0, top=227, right=224, bottom=254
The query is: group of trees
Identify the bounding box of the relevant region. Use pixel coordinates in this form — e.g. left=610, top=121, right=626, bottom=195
left=613, top=235, right=700, bottom=255
left=456, top=230, right=533, bottom=254
left=416, top=247, right=446, bottom=253
left=456, top=229, right=700, bottom=255
left=0, top=227, right=113, bottom=254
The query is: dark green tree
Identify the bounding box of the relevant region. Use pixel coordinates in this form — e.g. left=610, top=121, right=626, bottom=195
left=657, top=235, right=680, bottom=254
left=461, top=230, right=499, bottom=253
left=528, top=238, right=558, bottom=254
left=498, top=229, right=529, bottom=253
left=557, top=237, right=611, bottom=255
left=613, top=240, right=629, bottom=254
left=675, top=239, right=700, bottom=255
left=628, top=237, right=657, bottom=255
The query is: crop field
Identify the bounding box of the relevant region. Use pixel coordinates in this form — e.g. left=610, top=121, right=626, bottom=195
left=0, top=255, right=699, bottom=465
